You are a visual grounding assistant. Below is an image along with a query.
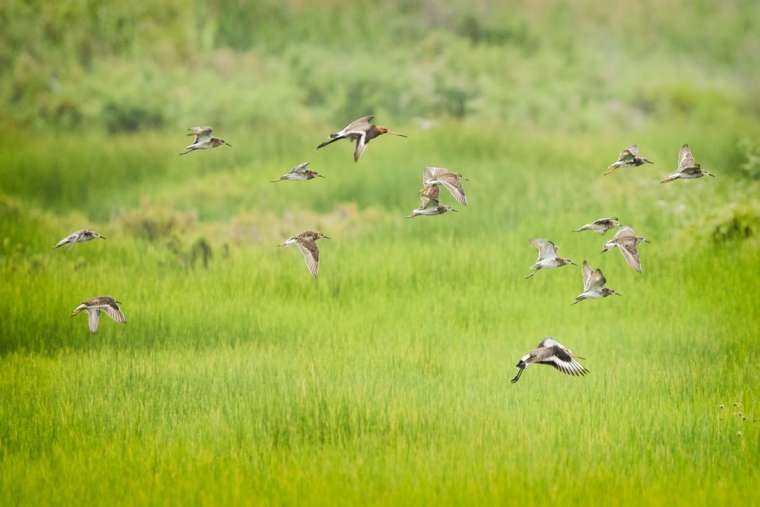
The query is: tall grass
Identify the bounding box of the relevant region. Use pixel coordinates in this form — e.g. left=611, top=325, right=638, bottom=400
left=1, top=121, right=759, bottom=504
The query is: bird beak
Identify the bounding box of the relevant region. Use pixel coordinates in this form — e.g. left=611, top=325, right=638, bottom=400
left=100, top=236, right=107, bottom=240
left=322, top=236, right=330, bottom=240
left=450, top=208, right=458, bottom=212
left=387, top=131, right=407, bottom=137
left=615, top=292, right=622, bottom=296
left=317, top=174, right=326, bottom=178
left=225, top=142, right=232, bottom=147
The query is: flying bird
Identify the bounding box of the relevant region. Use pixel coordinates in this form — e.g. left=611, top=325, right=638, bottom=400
left=661, top=144, right=715, bottom=183
left=271, top=162, right=324, bottom=182
left=511, top=337, right=589, bottom=383
left=280, top=230, right=329, bottom=277
left=605, top=145, right=654, bottom=175
left=574, top=217, right=620, bottom=234
left=526, top=239, right=576, bottom=279
left=573, top=260, right=620, bottom=304
left=422, top=166, right=468, bottom=206
left=406, top=184, right=457, bottom=218
left=179, top=126, right=231, bottom=155
left=54, top=229, right=106, bottom=249
left=602, top=226, right=648, bottom=272
left=71, top=296, right=126, bottom=333
left=316, top=115, right=406, bottom=162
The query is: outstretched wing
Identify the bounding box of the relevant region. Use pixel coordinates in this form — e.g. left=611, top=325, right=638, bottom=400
left=593, top=217, right=617, bottom=227
left=55, top=232, right=77, bottom=248
left=102, top=303, right=126, bottom=323
left=435, top=173, right=467, bottom=206
left=343, top=115, right=374, bottom=134
left=617, top=146, right=637, bottom=162
left=588, top=267, right=607, bottom=290
left=531, top=239, right=557, bottom=261
left=539, top=345, right=589, bottom=376
left=582, top=260, right=594, bottom=291
left=613, top=226, right=636, bottom=241
left=87, top=309, right=100, bottom=333
left=290, top=162, right=311, bottom=175
left=188, top=126, right=213, bottom=143
left=353, top=133, right=368, bottom=162
left=678, top=144, right=697, bottom=170
left=617, top=241, right=641, bottom=272
left=296, top=240, right=320, bottom=277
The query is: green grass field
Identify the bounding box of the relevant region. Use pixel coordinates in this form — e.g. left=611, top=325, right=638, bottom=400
left=2, top=1, right=760, bottom=505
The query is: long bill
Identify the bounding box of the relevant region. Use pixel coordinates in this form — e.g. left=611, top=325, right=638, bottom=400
left=511, top=367, right=525, bottom=384
left=387, top=131, right=407, bottom=137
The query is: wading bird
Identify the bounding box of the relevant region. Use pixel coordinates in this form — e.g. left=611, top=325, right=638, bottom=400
left=574, top=217, right=620, bottom=234
left=511, top=337, right=589, bottom=383
left=602, top=226, right=648, bottom=272
left=422, top=166, right=468, bottom=206
left=661, top=144, right=715, bottom=183
left=316, top=115, right=406, bottom=162
left=71, top=296, right=126, bottom=333
left=55, top=229, right=106, bottom=249
left=280, top=230, right=329, bottom=278
left=406, top=184, right=457, bottom=218
left=526, top=239, right=576, bottom=279
left=271, top=162, right=324, bottom=182
left=605, top=145, right=654, bottom=175
left=573, top=260, right=620, bottom=304
left=179, top=126, right=231, bottom=155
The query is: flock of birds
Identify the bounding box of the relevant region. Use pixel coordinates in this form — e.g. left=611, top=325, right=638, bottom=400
left=56, top=116, right=716, bottom=383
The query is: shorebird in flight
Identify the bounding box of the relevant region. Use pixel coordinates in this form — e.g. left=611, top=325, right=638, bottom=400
left=661, top=144, right=715, bottom=183
left=511, top=338, right=589, bottom=383
left=573, top=260, right=620, bottom=304
left=406, top=184, right=457, bottom=218
left=422, top=166, right=468, bottom=206
left=71, top=296, right=126, bottom=333
left=574, top=217, right=620, bottom=234
left=316, top=115, right=406, bottom=162
left=526, top=239, right=576, bottom=279
left=280, top=230, right=329, bottom=278
left=271, top=162, right=324, bottom=182
left=179, top=126, right=231, bottom=155
left=54, top=229, right=106, bottom=249
left=602, top=226, right=648, bottom=272
left=605, top=145, right=654, bottom=175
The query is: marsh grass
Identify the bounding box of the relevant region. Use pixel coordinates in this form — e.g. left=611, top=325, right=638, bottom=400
left=1, top=120, right=759, bottom=505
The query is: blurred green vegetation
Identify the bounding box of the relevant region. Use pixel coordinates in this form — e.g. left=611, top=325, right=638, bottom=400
left=1, top=2, right=760, bottom=505
left=2, top=0, right=759, bottom=131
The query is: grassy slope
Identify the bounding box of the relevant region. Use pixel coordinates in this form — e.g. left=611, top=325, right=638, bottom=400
left=1, top=122, right=759, bottom=505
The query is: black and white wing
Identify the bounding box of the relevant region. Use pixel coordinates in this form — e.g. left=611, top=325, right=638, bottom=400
left=536, top=338, right=588, bottom=376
